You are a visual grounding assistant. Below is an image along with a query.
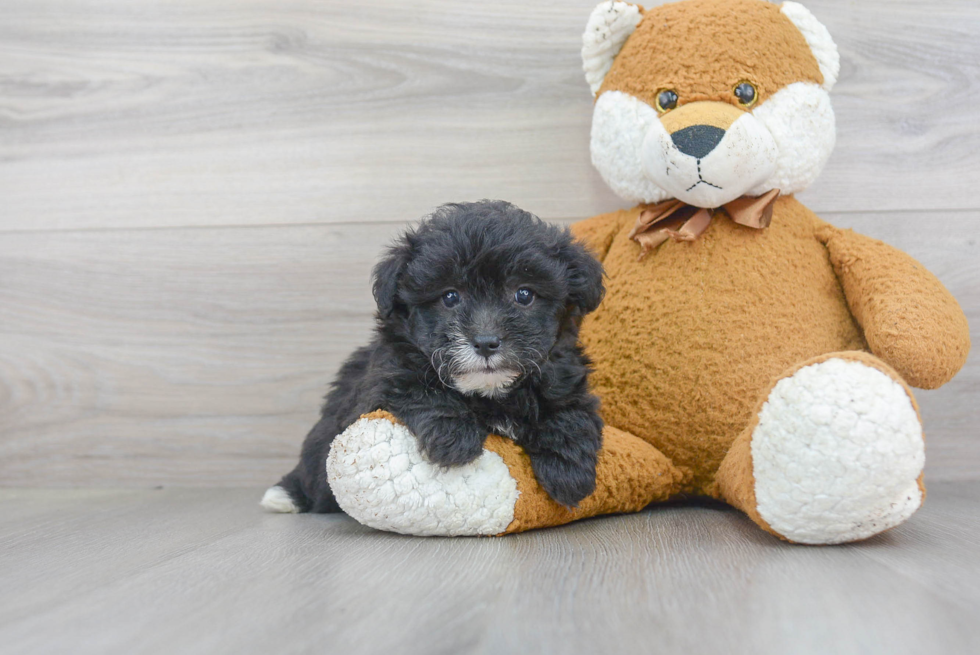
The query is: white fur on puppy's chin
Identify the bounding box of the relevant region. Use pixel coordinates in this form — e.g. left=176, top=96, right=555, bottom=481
left=454, top=369, right=519, bottom=398
left=642, top=112, right=778, bottom=208
left=592, top=84, right=835, bottom=205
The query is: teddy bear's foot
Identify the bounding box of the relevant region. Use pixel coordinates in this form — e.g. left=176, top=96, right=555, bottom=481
left=717, top=352, right=925, bottom=544
left=327, top=411, right=685, bottom=536
left=326, top=412, right=521, bottom=536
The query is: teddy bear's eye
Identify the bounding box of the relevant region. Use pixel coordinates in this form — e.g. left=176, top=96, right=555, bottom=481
left=656, top=89, right=678, bottom=112
left=734, top=82, right=757, bottom=107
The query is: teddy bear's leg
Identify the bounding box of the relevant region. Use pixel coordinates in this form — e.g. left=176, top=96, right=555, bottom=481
left=326, top=410, right=684, bottom=536
left=714, top=351, right=926, bottom=544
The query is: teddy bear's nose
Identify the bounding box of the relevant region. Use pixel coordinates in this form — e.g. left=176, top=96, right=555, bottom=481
left=671, top=124, right=726, bottom=159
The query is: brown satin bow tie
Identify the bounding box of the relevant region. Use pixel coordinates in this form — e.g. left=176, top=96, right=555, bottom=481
left=628, top=188, right=780, bottom=260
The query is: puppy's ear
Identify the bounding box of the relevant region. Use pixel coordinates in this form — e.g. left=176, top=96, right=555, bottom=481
left=561, top=239, right=605, bottom=315
left=372, top=241, right=412, bottom=318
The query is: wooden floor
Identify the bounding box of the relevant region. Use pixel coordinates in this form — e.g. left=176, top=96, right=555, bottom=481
left=2, top=482, right=979, bottom=655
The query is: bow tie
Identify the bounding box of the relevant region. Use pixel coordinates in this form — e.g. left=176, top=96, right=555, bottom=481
left=628, top=189, right=780, bottom=259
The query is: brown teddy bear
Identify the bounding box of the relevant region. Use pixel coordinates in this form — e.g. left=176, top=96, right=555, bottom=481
left=307, top=0, right=970, bottom=543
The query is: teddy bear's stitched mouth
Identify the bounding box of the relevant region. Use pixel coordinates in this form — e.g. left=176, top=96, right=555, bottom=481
left=663, top=149, right=724, bottom=194
left=685, top=162, right=724, bottom=193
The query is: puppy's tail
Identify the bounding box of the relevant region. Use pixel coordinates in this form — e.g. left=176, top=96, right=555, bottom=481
left=259, top=469, right=311, bottom=514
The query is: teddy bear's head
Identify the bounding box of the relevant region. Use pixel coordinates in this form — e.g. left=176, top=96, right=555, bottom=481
left=582, top=0, right=839, bottom=208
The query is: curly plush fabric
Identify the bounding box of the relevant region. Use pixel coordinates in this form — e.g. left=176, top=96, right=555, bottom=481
left=751, top=357, right=924, bottom=544
left=577, top=197, right=869, bottom=494
left=598, top=0, right=823, bottom=109
left=490, top=424, right=685, bottom=534
left=326, top=411, right=519, bottom=536
left=582, top=1, right=644, bottom=96
left=322, top=0, right=970, bottom=543
left=817, top=226, right=971, bottom=389
left=326, top=412, right=685, bottom=536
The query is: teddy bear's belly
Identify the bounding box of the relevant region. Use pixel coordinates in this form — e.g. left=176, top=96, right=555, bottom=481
left=579, top=204, right=866, bottom=494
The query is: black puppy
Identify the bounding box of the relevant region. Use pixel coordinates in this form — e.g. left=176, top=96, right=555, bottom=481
left=265, top=200, right=605, bottom=513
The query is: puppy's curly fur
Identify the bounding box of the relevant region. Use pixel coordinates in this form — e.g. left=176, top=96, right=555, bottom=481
left=272, top=200, right=605, bottom=511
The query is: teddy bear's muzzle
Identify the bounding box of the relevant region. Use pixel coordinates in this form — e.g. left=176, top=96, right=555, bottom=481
left=661, top=101, right=742, bottom=157
left=642, top=100, right=779, bottom=209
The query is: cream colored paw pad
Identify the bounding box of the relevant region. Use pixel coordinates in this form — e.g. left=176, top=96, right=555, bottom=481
left=326, top=418, right=519, bottom=536
left=752, top=358, right=924, bottom=544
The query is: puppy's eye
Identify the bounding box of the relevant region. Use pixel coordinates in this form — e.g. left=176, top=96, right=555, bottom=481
left=734, top=81, right=757, bottom=107
left=514, top=288, right=535, bottom=306
left=656, top=89, right=678, bottom=112
left=442, top=290, right=460, bottom=308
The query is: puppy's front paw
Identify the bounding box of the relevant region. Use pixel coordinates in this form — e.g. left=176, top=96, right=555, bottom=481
left=530, top=452, right=598, bottom=508
left=417, top=419, right=487, bottom=467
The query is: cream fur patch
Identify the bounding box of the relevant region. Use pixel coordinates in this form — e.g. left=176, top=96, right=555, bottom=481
left=592, top=82, right=835, bottom=205
left=748, top=82, right=835, bottom=197
left=259, top=485, right=299, bottom=513
left=752, top=358, right=924, bottom=544
left=642, top=111, right=778, bottom=207
left=582, top=1, right=643, bottom=97
left=781, top=2, right=840, bottom=91
left=591, top=91, right=670, bottom=205
left=491, top=417, right=519, bottom=440
left=453, top=369, right=519, bottom=398
left=326, top=417, right=520, bottom=536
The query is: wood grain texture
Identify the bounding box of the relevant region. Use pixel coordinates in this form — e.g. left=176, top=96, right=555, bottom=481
left=1, top=483, right=979, bottom=654
left=0, top=212, right=976, bottom=487
left=0, top=0, right=979, bottom=232
left=0, top=0, right=978, bottom=488
left=1, top=2, right=977, bottom=652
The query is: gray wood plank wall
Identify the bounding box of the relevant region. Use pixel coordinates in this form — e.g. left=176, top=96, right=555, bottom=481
left=1, top=0, right=978, bottom=487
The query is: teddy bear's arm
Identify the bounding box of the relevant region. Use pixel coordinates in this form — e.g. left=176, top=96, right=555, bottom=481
left=817, top=225, right=970, bottom=389
left=569, top=210, right=631, bottom=262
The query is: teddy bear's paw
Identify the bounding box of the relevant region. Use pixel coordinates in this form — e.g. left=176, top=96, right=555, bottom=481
left=751, top=358, right=925, bottom=544
left=326, top=417, right=520, bottom=536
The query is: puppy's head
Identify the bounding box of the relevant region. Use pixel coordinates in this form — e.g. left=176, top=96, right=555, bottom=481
left=373, top=200, right=604, bottom=398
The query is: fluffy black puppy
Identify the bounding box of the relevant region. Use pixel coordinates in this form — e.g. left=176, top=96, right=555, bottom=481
left=267, top=200, right=605, bottom=513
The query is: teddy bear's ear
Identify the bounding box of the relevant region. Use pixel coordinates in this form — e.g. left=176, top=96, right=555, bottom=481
left=780, top=2, right=840, bottom=91
left=582, top=2, right=644, bottom=97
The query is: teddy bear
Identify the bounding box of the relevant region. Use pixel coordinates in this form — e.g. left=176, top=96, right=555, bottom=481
left=319, top=0, right=970, bottom=543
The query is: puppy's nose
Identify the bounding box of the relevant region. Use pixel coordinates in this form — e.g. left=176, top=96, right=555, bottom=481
left=671, top=124, right=726, bottom=159
left=472, top=335, right=501, bottom=358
